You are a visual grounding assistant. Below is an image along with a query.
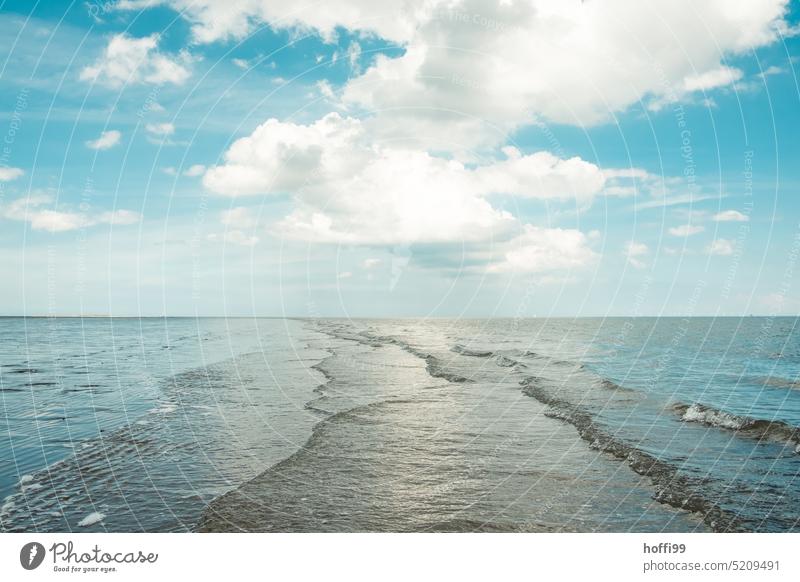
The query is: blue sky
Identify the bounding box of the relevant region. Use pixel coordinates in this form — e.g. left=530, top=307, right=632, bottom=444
left=1, top=0, right=800, bottom=317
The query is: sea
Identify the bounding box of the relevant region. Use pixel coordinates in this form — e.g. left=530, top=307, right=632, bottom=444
left=1, top=316, right=798, bottom=532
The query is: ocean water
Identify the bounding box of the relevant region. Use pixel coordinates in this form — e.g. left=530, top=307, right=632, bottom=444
left=1, top=317, right=798, bottom=532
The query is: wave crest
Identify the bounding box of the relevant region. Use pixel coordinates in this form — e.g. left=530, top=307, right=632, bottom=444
left=673, top=403, right=800, bottom=453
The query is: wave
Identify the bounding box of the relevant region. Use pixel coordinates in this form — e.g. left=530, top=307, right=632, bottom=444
left=752, top=375, right=800, bottom=391
left=451, top=344, right=493, bottom=358
left=324, top=328, right=477, bottom=384
left=673, top=403, right=800, bottom=453
left=598, top=378, right=636, bottom=393
left=421, top=355, right=472, bottom=383
left=450, top=345, right=528, bottom=370
left=509, top=349, right=583, bottom=370
left=494, top=355, right=521, bottom=368
left=520, top=376, right=743, bottom=532
left=450, top=342, right=589, bottom=375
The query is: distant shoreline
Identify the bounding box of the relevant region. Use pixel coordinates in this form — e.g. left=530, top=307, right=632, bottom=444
left=0, top=315, right=796, bottom=319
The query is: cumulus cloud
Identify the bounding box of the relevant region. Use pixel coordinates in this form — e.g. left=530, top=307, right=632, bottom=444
left=474, top=147, right=607, bottom=203
left=0, top=167, right=24, bottom=181
left=668, top=224, right=705, bottom=237
left=202, top=113, right=605, bottom=274
left=183, top=164, right=205, bottom=177
left=203, top=113, right=643, bottom=205
left=145, top=122, right=175, bottom=136
left=706, top=238, right=735, bottom=256
left=122, top=0, right=791, bottom=277
left=113, top=1, right=790, bottom=146
left=339, top=0, right=790, bottom=146
left=625, top=241, right=649, bottom=269
left=115, top=0, right=420, bottom=44
left=486, top=226, right=598, bottom=274
left=206, top=207, right=261, bottom=247
left=80, top=33, right=192, bottom=88
left=1, top=195, right=141, bottom=232
left=712, top=209, right=749, bottom=222
left=86, top=130, right=121, bottom=150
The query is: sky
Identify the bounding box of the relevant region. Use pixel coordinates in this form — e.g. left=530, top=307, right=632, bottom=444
left=1, top=0, right=800, bottom=317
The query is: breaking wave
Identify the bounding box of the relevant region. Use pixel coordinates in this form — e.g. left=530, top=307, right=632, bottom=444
left=451, top=344, right=493, bottom=358
left=673, top=403, right=800, bottom=453
left=520, top=376, right=744, bottom=532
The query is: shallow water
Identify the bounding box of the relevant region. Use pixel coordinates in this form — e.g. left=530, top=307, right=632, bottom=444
left=2, top=317, right=799, bottom=532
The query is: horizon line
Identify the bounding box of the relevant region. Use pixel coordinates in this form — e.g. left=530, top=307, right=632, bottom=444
left=0, top=314, right=797, bottom=319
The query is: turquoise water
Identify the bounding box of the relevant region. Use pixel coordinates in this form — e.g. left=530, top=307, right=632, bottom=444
left=1, top=317, right=798, bottom=532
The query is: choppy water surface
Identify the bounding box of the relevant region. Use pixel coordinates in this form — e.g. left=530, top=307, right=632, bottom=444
left=2, top=317, right=799, bottom=532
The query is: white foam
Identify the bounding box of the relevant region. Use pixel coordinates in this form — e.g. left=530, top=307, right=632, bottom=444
left=1, top=497, right=15, bottom=515
left=682, top=404, right=744, bottom=430
left=77, top=512, right=106, bottom=527
left=149, top=403, right=177, bottom=415
left=18, top=474, right=33, bottom=487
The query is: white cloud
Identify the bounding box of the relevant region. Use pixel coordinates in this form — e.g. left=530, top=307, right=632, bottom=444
left=80, top=33, right=192, bottom=88
left=203, top=113, right=602, bottom=274
left=114, top=1, right=789, bottom=146
left=116, top=0, right=420, bottom=44
left=164, top=164, right=204, bottom=176
left=1, top=195, right=141, bottom=232
left=145, top=122, right=175, bottom=136
left=712, top=209, right=749, bottom=222
left=86, top=130, right=121, bottom=150
left=635, top=192, right=722, bottom=210
left=317, top=80, right=335, bottom=99
left=486, top=226, right=598, bottom=274
left=232, top=58, right=249, bottom=69
left=208, top=207, right=261, bottom=246
left=337, top=271, right=353, bottom=279
left=757, top=65, right=784, bottom=79
left=362, top=258, right=382, bottom=269
left=346, top=41, right=362, bottom=73
left=759, top=291, right=791, bottom=313
left=203, top=113, right=638, bottom=205
left=624, top=241, right=649, bottom=269
left=668, top=224, right=705, bottom=237
left=706, top=238, right=735, bottom=256
left=0, top=167, right=24, bottom=181
left=339, top=0, right=789, bottom=146
left=474, top=147, right=607, bottom=203
left=128, top=0, right=792, bottom=279
left=681, top=66, right=744, bottom=92
left=183, top=164, right=206, bottom=177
